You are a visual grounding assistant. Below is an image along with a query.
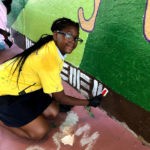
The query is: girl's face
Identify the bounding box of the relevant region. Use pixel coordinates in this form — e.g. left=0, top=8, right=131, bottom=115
left=53, top=26, right=80, bottom=55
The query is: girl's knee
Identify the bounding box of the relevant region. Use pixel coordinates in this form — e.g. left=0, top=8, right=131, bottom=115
left=28, top=124, right=50, bottom=140
left=51, top=107, right=59, bottom=118
left=43, top=102, right=59, bottom=119
left=22, top=116, right=50, bottom=140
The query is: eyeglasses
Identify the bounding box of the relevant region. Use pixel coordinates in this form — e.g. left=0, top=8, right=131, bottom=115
left=56, top=30, right=83, bottom=43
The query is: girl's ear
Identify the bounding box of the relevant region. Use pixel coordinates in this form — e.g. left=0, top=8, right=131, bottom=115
left=53, top=32, right=57, bottom=41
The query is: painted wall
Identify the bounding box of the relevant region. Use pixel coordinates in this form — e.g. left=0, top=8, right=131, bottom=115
left=9, top=0, right=150, bottom=111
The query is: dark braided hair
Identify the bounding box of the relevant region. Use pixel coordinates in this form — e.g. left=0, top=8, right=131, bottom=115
left=51, top=17, right=79, bottom=32
left=11, top=17, right=79, bottom=82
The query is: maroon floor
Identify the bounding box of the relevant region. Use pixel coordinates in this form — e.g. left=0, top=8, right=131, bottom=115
left=0, top=81, right=149, bottom=150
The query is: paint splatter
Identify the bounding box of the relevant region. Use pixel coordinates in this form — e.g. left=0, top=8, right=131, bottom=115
left=52, top=132, right=61, bottom=150
left=75, top=124, right=100, bottom=150
left=75, top=124, right=90, bottom=136
left=26, top=145, right=45, bottom=150
left=59, top=111, right=79, bottom=132
left=52, top=111, right=79, bottom=150
left=80, top=131, right=100, bottom=150
left=52, top=111, right=100, bottom=150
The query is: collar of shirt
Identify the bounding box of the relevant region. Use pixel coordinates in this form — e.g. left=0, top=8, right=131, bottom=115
left=57, top=48, right=66, bottom=60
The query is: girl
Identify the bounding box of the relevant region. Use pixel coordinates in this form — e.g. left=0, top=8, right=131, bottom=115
left=0, top=17, right=102, bottom=140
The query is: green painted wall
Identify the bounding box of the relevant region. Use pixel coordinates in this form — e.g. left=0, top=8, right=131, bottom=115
left=9, top=0, right=150, bottom=111
left=11, top=0, right=93, bottom=67
left=80, top=0, right=150, bottom=111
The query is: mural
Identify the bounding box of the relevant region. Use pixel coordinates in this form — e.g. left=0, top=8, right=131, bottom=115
left=80, top=0, right=150, bottom=111
left=144, top=0, right=150, bottom=41
left=8, top=0, right=150, bottom=111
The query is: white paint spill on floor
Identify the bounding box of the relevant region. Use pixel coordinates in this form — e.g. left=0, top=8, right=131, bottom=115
left=26, top=145, right=45, bottom=150
left=52, top=111, right=79, bottom=150
left=59, top=111, right=79, bottom=132
left=75, top=124, right=90, bottom=136
left=52, top=132, right=61, bottom=150
left=52, top=111, right=100, bottom=150
left=75, top=124, right=100, bottom=150
left=80, top=131, right=100, bottom=150
left=61, top=134, right=75, bottom=146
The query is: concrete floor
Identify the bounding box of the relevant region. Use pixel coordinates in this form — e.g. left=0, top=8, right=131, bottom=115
left=0, top=81, right=149, bottom=150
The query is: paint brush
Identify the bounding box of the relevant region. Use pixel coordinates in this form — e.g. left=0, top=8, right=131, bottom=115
left=85, top=106, right=95, bottom=118
left=85, top=88, right=109, bottom=118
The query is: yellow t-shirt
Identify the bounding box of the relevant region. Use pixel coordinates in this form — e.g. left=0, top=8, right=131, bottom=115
left=0, top=41, right=64, bottom=95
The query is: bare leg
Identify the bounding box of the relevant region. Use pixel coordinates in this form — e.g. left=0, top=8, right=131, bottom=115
left=0, top=115, right=50, bottom=140
left=43, top=101, right=59, bottom=118
left=0, top=102, right=59, bottom=140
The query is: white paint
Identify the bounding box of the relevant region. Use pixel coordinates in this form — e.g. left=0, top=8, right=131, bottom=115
left=60, top=74, right=68, bottom=81
left=92, top=80, right=98, bottom=96
left=77, top=69, right=80, bottom=90
left=60, top=111, right=79, bottom=132
left=80, top=72, right=91, bottom=82
left=52, top=111, right=79, bottom=149
left=52, top=111, right=100, bottom=150
left=73, top=68, right=76, bottom=87
left=61, top=134, right=75, bottom=146
left=81, top=131, right=100, bottom=150
left=26, top=145, right=45, bottom=150
left=61, top=68, right=68, bottom=74
left=63, top=62, right=69, bottom=68
left=75, top=124, right=90, bottom=136
left=52, top=132, right=61, bottom=150
left=75, top=124, right=100, bottom=150
left=69, top=67, right=73, bottom=85
left=25, top=38, right=33, bottom=48
left=97, top=83, right=103, bottom=95
left=81, top=80, right=90, bottom=90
